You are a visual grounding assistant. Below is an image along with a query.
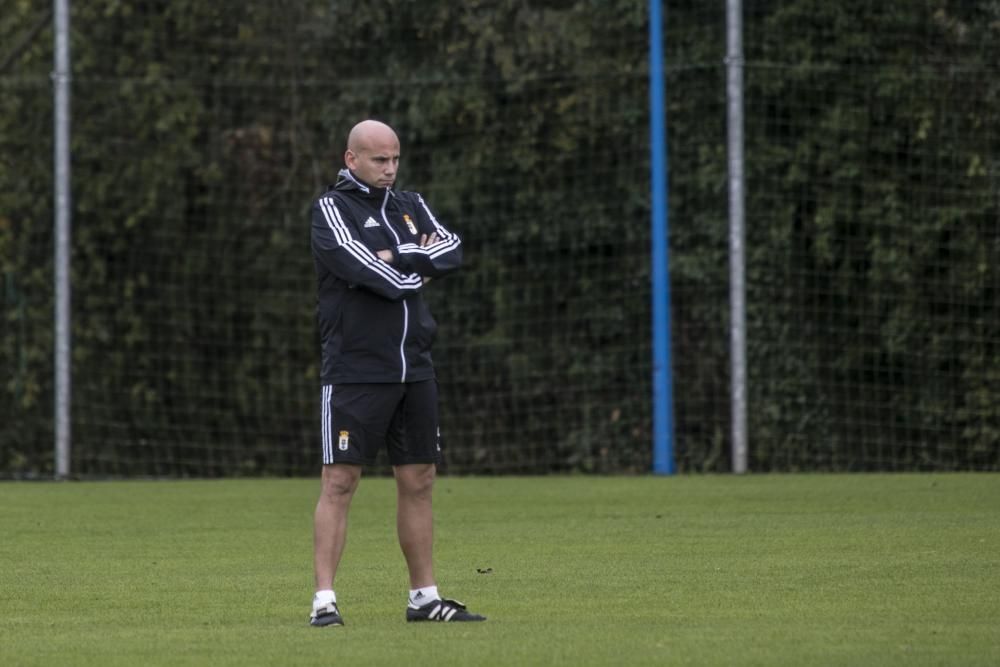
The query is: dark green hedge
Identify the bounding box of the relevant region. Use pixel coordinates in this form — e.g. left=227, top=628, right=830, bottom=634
left=1, top=1, right=997, bottom=476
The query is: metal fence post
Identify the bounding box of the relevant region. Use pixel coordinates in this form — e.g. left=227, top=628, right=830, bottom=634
left=726, top=0, right=748, bottom=474
left=53, top=0, right=72, bottom=479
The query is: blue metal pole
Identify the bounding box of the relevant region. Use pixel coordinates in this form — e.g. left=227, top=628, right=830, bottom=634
left=649, top=0, right=675, bottom=474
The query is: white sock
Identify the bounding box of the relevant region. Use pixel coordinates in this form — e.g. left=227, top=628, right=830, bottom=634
left=409, top=585, right=440, bottom=606
left=314, top=589, right=336, bottom=609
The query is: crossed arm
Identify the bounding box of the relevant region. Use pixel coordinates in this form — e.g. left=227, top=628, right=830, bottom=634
left=377, top=232, right=439, bottom=283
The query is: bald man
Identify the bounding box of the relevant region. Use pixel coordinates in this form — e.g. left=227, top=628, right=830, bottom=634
left=308, top=120, right=485, bottom=626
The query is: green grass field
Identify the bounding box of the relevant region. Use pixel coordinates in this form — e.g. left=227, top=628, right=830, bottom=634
left=1, top=475, right=998, bottom=666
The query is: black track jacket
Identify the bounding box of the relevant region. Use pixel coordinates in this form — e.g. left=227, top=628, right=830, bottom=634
left=311, top=168, right=463, bottom=384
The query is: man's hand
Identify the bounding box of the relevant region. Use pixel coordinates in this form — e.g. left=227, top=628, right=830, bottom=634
left=419, top=233, right=437, bottom=285
left=376, top=249, right=393, bottom=263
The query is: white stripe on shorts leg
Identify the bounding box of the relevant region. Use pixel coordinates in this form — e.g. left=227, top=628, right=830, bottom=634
left=322, top=385, right=333, bottom=464
left=327, top=385, right=335, bottom=464
left=321, top=386, right=327, bottom=464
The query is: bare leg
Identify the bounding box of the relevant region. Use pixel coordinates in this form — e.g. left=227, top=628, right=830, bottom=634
left=314, top=464, right=362, bottom=591
left=394, top=463, right=436, bottom=589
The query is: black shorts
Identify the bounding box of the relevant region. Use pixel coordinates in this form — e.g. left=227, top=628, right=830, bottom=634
left=320, top=381, right=441, bottom=466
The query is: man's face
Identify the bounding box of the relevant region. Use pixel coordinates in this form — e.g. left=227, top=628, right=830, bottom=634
left=345, top=132, right=400, bottom=189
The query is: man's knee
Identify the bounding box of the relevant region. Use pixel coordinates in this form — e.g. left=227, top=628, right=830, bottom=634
left=320, top=464, right=361, bottom=502
left=395, top=463, right=436, bottom=498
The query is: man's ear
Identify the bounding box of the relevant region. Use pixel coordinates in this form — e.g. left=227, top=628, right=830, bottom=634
left=344, top=149, right=357, bottom=169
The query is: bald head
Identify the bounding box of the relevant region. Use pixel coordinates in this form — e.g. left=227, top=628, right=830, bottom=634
left=345, top=120, right=401, bottom=189
left=347, top=120, right=398, bottom=153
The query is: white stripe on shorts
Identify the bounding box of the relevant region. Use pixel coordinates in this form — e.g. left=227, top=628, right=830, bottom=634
left=322, top=385, right=333, bottom=464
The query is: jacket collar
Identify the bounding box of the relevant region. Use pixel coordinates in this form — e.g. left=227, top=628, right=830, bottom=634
left=332, top=168, right=395, bottom=199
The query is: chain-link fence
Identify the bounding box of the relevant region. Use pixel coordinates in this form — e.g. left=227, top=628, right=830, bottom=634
left=1, top=1, right=997, bottom=476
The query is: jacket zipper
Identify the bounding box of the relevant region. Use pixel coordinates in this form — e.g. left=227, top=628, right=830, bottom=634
left=381, top=190, right=408, bottom=382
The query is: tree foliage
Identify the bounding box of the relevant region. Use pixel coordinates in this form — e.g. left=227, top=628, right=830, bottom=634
left=1, top=1, right=997, bottom=475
